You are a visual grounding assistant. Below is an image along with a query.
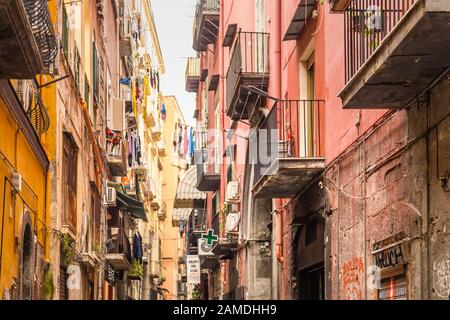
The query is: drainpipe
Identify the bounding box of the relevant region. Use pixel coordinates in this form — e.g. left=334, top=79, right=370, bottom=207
left=271, top=0, right=283, bottom=266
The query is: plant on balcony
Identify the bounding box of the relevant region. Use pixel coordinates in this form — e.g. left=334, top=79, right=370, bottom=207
left=128, top=259, right=144, bottom=279
left=218, top=202, right=228, bottom=236
left=192, top=285, right=202, bottom=300
left=158, top=274, right=166, bottom=285
left=62, top=233, right=76, bottom=266
left=41, top=264, right=55, bottom=300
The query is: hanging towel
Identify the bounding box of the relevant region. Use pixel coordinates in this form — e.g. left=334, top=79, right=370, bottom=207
left=144, top=76, right=150, bottom=96
left=189, top=127, right=194, bottom=157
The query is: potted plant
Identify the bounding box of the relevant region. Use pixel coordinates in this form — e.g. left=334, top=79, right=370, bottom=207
left=128, top=259, right=144, bottom=280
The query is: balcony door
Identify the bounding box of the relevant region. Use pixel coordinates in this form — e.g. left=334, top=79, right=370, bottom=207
left=255, top=0, right=265, bottom=73
left=299, top=51, right=315, bottom=158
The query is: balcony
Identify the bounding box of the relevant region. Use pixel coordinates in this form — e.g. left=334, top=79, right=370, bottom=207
left=12, top=80, right=50, bottom=135
left=284, top=0, right=318, bottom=41
left=226, top=32, right=270, bottom=121
left=192, top=0, right=220, bottom=51
left=185, top=57, right=201, bottom=92
left=106, top=138, right=127, bottom=177
left=329, top=0, right=351, bottom=12
left=252, top=100, right=325, bottom=198
left=157, top=140, right=166, bottom=157
left=0, top=0, right=57, bottom=78
left=187, top=208, right=207, bottom=254
left=151, top=120, right=162, bottom=141
left=119, top=16, right=132, bottom=57
left=340, top=0, right=450, bottom=108
left=106, top=228, right=132, bottom=270
left=194, top=149, right=221, bottom=192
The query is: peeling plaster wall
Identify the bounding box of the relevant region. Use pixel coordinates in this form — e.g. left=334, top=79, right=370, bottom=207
left=324, top=73, right=450, bottom=300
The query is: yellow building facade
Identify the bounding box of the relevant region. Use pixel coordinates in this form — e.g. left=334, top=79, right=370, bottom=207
left=160, top=96, right=187, bottom=300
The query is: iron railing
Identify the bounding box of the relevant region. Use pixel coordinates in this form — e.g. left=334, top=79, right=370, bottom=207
left=253, top=100, right=324, bottom=184
left=23, top=0, right=58, bottom=69
left=189, top=209, right=207, bottom=234
left=193, top=0, right=220, bottom=49
left=13, top=80, right=50, bottom=135
left=108, top=228, right=132, bottom=263
left=195, top=147, right=221, bottom=178
left=185, top=57, right=201, bottom=85
left=226, top=31, right=270, bottom=110
left=344, top=0, right=417, bottom=83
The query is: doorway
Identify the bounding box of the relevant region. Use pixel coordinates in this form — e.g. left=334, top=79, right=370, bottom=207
left=298, top=263, right=324, bottom=300
left=20, top=223, right=34, bottom=300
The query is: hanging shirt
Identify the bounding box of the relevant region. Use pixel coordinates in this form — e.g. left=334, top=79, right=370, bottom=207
left=183, top=126, right=189, bottom=156
left=189, top=127, right=195, bottom=157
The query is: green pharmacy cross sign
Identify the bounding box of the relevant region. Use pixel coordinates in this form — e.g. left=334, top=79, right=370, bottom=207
left=202, top=229, right=218, bottom=246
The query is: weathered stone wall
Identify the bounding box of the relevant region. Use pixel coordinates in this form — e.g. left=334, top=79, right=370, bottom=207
left=324, top=73, right=450, bottom=300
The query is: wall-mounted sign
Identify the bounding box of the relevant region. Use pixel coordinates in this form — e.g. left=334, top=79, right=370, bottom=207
left=186, top=255, right=200, bottom=284
left=201, top=229, right=218, bottom=246
left=374, top=243, right=405, bottom=269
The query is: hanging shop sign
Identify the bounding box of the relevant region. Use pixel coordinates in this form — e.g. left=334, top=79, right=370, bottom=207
left=186, top=255, right=201, bottom=284
left=201, top=229, right=218, bottom=246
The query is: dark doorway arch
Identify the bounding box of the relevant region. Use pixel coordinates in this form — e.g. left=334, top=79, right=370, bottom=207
left=20, top=222, right=34, bottom=300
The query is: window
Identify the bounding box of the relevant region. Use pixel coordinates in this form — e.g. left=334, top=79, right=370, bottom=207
left=62, top=133, right=78, bottom=230
left=299, top=51, right=316, bottom=157
left=379, top=273, right=407, bottom=300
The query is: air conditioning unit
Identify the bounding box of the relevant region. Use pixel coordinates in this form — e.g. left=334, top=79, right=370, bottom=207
left=11, top=172, right=22, bottom=192
left=226, top=212, right=241, bottom=233
left=226, top=181, right=240, bottom=203
left=105, top=187, right=117, bottom=206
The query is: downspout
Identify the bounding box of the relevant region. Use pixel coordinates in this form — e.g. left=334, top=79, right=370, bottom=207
left=219, top=0, right=226, bottom=297
left=272, top=0, right=283, bottom=265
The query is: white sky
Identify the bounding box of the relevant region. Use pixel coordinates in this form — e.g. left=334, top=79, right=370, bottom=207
left=152, top=0, right=197, bottom=126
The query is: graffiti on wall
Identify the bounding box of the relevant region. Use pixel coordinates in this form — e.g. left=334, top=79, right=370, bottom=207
left=342, top=256, right=364, bottom=300
left=433, top=254, right=450, bottom=299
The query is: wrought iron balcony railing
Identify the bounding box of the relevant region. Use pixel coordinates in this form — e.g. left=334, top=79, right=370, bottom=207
left=252, top=100, right=325, bottom=198
left=12, top=80, right=50, bottom=135
left=185, top=57, right=201, bottom=92
left=226, top=31, right=270, bottom=120
left=344, top=0, right=417, bottom=83
left=193, top=0, right=220, bottom=51
left=24, top=0, right=58, bottom=70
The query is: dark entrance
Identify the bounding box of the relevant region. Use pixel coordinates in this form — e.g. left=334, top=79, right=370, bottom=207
left=20, top=223, right=33, bottom=300
left=297, top=263, right=324, bottom=300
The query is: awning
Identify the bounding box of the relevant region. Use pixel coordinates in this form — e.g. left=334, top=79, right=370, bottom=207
left=173, top=208, right=192, bottom=222
left=174, top=166, right=206, bottom=208
left=116, top=190, right=148, bottom=222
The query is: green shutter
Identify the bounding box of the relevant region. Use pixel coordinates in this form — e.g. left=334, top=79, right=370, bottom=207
left=93, top=42, right=99, bottom=103
left=62, top=7, right=69, bottom=57
left=84, top=74, right=90, bottom=109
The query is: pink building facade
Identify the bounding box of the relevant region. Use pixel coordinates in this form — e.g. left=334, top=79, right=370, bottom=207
left=186, top=0, right=450, bottom=300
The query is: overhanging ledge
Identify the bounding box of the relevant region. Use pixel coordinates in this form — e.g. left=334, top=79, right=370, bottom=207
left=252, top=157, right=325, bottom=199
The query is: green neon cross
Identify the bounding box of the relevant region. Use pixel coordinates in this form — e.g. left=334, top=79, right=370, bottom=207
left=202, top=229, right=218, bottom=245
